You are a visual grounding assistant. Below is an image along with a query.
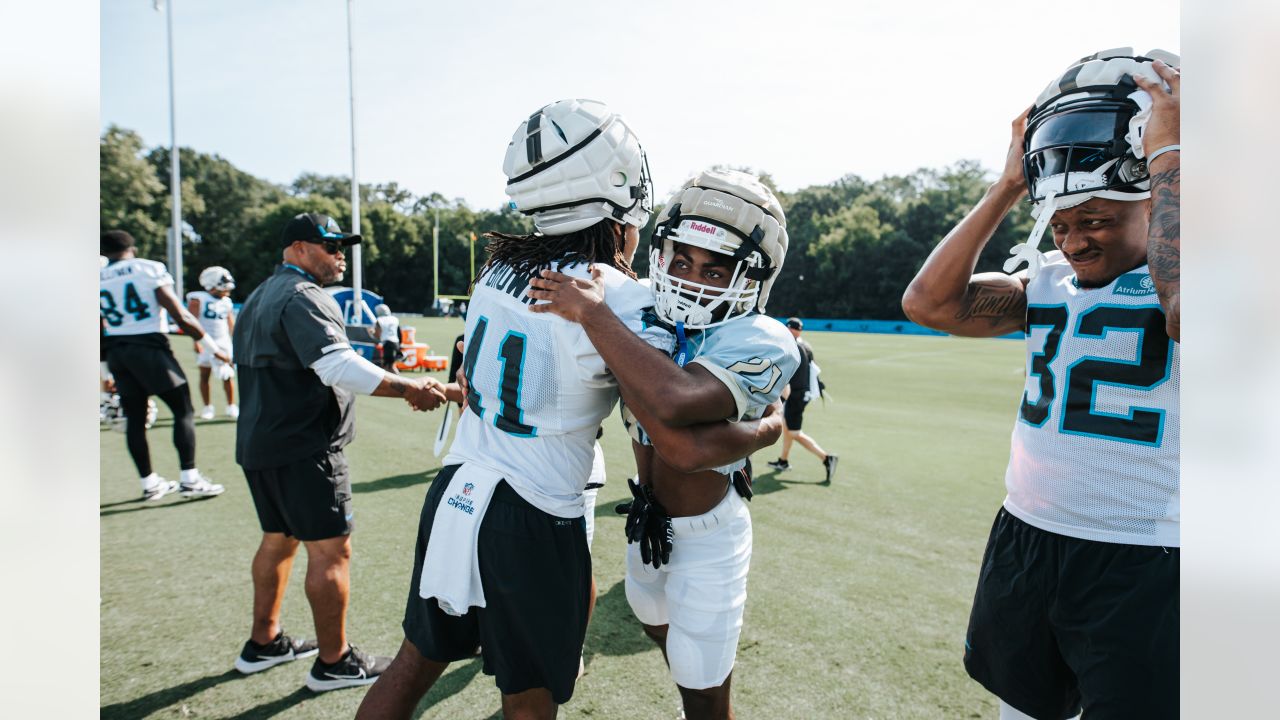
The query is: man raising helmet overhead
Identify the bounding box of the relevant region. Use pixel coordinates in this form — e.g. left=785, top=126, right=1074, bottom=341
left=358, top=102, right=781, bottom=720
left=903, top=49, right=1181, bottom=719
left=528, top=167, right=800, bottom=720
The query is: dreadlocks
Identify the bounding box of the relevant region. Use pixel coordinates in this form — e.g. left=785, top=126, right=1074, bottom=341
left=474, top=220, right=636, bottom=288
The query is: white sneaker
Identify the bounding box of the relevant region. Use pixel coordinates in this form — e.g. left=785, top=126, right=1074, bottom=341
left=142, top=478, right=178, bottom=501
left=200, top=405, right=216, bottom=420
left=225, top=404, right=239, bottom=420
left=180, top=475, right=225, bottom=498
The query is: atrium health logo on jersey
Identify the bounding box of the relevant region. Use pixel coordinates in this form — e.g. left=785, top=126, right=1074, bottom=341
left=447, top=484, right=476, bottom=515
left=1113, top=272, right=1156, bottom=297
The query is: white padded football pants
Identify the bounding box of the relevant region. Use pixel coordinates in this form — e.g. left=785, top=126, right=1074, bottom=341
left=625, top=488, right=752, bottom=690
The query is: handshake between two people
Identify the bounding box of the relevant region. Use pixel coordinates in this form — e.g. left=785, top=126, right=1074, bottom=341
left=399, top=375, right=450, bottom=412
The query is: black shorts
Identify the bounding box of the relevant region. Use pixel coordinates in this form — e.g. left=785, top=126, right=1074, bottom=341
left=106, top=340, right=187, bottom=399
left=380, top=341, right=400, bottom=364
left=403, top=464, right=591, bottom=705
left=783, top=396, right=807, bottom=431
left=964, top=508, right=1179, bottom=720
left=245, top=449, right=353, bottom=541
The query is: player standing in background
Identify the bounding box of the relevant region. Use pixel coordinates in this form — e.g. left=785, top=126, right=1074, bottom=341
left=100, top=230, right=227, bottom=500
left=186, top=266, right=238, bottom=420
left=902, top=50, right=1180, bottom=719
left=529, top=168, right=798, bottom=720
left=767, top=317, right=837, bottom=483
left=358, top=101, right=782, bottom=720
left=372, top=304, right=401, bottom=373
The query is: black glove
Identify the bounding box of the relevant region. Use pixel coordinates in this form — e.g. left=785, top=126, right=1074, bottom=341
left=731, top=461, right=753, bottom=501
left=616, top=478, right=673, bottom=569
left=615, top=477, right=644, bottom=538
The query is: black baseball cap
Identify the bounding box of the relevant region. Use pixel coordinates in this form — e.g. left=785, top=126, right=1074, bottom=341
left=786, top=317, right=803, bottom=330
left=281, top=213, right=362, bottom=248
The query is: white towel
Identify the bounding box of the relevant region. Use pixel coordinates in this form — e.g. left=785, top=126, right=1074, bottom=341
left=419, top=463, right=502, bottom=616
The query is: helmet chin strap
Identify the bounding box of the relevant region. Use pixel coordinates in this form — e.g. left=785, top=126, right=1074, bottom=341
left=1004, top=190, right=1058, bottom=278
left=674, top=322, right=690, bottom=367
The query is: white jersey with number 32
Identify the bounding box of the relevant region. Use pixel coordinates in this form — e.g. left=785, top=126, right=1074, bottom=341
left=1005, top=251, right=1180, bottom=547
left=100, top=258, right=172, bottom=336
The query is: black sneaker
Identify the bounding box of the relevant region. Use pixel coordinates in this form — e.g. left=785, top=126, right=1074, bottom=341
left=766, top=458, right=790, bottom=471
left=234, top=632, right=319, bottom=674
left=823, top=454, right=839, bottom=484
left=305, top=645, right=390, bottom=692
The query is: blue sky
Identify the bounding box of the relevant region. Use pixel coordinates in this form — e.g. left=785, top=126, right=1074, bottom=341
left=102, top=0, right=1179, bottom=210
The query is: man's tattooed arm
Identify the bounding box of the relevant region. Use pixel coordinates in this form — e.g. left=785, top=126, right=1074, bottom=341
left=1148, top=162, right=1180, bottom=342
left=952, top=276, right=1029, bottom=335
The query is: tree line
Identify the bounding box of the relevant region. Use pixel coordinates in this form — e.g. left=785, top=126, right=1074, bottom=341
left=101, top=125, right=1035, bottom=319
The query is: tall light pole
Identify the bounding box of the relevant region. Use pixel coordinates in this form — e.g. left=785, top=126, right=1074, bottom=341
left=157, top=0, right=184, bottom=299
left=345, top=0, right=363, bottom=324
left=431, top=208, right=440, bottom=312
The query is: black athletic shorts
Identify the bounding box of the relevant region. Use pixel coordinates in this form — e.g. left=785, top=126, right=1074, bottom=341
left=380, top=340, right=400, bottom=365
left=783, top=395, right=807, bottom=431
left=106, top=340, right=187, bottom=399
left=403, top=464, right=591, bottom=705
left=964, top=508, right=1179, bottom=720
left=244, top=449, right=353, bottom=541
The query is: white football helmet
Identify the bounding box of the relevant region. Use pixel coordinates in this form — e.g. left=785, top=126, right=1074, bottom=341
left=375, top=303, right=390, bottom=317
left=649, top=169, right=788, bottom=329
left=503, top=99, right=653, bottom=235
left=199, top=266, right=236, bottom=292
left=1007, top=48, right=1180, bottom=277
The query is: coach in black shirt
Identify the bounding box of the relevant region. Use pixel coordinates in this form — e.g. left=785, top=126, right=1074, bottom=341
left=232, top=212, right=448, bottom=692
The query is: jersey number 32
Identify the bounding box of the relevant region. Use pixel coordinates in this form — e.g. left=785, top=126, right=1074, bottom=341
left=1021, top=305, right=1173, bottom=446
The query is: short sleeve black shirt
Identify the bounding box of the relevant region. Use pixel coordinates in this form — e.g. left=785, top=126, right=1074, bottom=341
left=788, top=337, right=814, bottom=395
left=233, top=265, right=356, bottom=470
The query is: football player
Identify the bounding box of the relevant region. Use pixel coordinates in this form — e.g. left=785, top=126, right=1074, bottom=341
left=186, top=265, right=238, bottom=419
left=100, top=230, right=227, bottom=500
left=528, top=168, right=799, bottom=720
left=901, top=50, right=1181, bottom=719
left=357, top=102, right=783, bottom=720
left=372, top=303, right=400, bottom=373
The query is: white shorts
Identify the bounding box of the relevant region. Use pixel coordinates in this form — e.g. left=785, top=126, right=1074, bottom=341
left=195, top=336, right=233, bottom=368
left=625, top=487, right=752, bottom=690
left=583, top=442, right=606, bottom=549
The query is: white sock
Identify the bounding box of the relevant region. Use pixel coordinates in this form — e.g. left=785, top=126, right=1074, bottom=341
left=999, top=701, right=1036, bottom=720
left=140, top=472, right=161, bottom=490
left=998, top=699, right=1078, bottom=720
left=180, top=469, right=201, bottom=485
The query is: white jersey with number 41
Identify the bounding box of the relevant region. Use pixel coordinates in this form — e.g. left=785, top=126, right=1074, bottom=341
left=100, top=258, right=172, bottom=336
left=444, top=260, right=670, bottom=518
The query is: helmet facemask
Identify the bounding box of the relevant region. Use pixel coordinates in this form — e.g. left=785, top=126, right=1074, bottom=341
left=648, top=170, right=788, bottom=330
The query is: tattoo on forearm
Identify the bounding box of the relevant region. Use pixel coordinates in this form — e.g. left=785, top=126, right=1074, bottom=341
left=1147, top=166, right=1181, bottom=306
left=955, top=283, right=1025, bottom=326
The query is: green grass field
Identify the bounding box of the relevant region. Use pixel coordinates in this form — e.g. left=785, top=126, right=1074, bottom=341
left=100, top=318, right=1025, bottom=719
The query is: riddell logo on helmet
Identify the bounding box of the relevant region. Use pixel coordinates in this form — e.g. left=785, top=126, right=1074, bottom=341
left=689, top=221, right=719, bottom=236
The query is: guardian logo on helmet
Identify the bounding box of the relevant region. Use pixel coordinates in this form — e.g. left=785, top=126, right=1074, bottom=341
left=502, top=99, right=653, bottom=236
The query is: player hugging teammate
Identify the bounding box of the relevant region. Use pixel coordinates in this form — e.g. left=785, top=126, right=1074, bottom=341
left=529, top=168, right=800, bottom=719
